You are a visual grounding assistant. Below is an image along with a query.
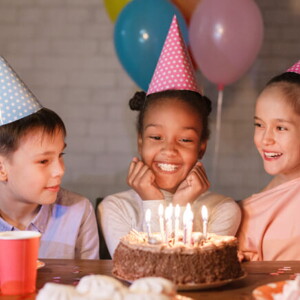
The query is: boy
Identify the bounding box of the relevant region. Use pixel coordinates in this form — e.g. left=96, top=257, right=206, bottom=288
left=0, top=56, right=99, bottom=259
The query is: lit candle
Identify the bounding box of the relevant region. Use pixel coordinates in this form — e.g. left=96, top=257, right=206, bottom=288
left=201, top=205, right=208, bottom=239
left=187, top=210, right=194, bottom=246
left=174, top=204, right=180, bottom=244
left=183, top=203, right=193, bottom=245
left=158, top=204, right=165, bottom=242
left=165, top=204, right=173, bottom=242
left=145, top=209, right=152, bottom=240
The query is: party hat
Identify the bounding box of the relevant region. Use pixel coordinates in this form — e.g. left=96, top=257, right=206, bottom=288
left=286, top=60, right=300, bottom=74
left=0, top=56, right=42, bottom=126
left=147, top=15, right=200, bottom=95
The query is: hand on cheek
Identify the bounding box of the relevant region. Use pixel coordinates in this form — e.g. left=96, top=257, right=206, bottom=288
left=173, top=162, right=210, bottom=206
left=127, top=157, right=164, bottom=200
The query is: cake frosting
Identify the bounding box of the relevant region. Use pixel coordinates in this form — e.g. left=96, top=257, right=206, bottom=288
left=113, top=231, right=243, bottom=284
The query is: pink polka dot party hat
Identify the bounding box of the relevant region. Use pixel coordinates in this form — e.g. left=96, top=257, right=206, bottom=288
left=286, top=60, right=300, bottom=74
left=0, top=56, right=42, bottom=126
left=147, top=15, right=200, bottom=95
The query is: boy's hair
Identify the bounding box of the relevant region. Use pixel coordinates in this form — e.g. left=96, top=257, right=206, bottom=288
left=129, top=90, right=212, bottom=141
left=0, top=108, right=66, bottom=156
left=265, top=72, right=300, bottom=114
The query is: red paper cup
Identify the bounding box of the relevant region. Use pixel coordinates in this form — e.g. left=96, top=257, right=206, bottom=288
left=0, top=231, right=41, bottom=295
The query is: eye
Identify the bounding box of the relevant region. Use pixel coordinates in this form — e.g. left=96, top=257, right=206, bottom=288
left=59, top=152, right=66, bottom=158
left=149, top=136, right=161, bottom=141
left=180, top=138, right=193, bottom=143
left=254, top=122, right=262, bottom=128
left=39, top=159, right=48, bottom=164
left=277, top=126, right=287, bottom=131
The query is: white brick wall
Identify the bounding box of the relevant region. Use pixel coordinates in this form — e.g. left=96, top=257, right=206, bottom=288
left=0, top=0, right=299, bottom=204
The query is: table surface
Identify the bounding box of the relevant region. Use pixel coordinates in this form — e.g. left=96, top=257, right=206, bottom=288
left=1, top=259, right=299, bottom=299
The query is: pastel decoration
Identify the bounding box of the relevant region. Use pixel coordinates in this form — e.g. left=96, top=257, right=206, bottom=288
left=114, top=0, right=188, bottom=91
left=103, top=0, right=131, bottom=22
left=286, top=60, right=300, bottom=74
left=147, top=15, right=200, bottom=95
left=189, top=0, right=264, bottom=90
left=0, top=57, right=42, bottom=126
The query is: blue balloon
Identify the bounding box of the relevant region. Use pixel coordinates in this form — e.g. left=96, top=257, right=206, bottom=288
left=114, top=0, right=188, bottom=91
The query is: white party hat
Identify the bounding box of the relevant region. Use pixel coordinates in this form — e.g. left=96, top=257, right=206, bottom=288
left=0, top=56, right=42, bottom=126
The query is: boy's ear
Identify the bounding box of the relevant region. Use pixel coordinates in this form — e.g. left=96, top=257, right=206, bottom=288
left=0, top=156, right=8, bottom=181
left=198, top=140, right=207, bottom=160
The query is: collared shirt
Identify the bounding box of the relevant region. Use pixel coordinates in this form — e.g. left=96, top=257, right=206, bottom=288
left=99, top=189, right=241, bottom=257
left=0, top=188, right=99, bottom=259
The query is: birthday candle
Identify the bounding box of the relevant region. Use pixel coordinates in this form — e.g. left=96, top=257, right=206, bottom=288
left=201, top=205, right=208, bottom=239
left=174, top=204, right=180, bottom=244
left=145, top=209, right=152, bottom=240
left=158, top=204, right=165, bottom=242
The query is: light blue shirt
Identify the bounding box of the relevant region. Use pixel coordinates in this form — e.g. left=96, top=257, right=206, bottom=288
left=0, top=188, right=99, bottom=259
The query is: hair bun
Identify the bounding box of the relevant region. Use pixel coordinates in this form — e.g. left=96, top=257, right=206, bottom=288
left=129, top=91, right=146, bottom=111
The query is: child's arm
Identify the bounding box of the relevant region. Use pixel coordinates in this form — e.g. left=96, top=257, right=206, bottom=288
left=127, top=157, right=164, bottom=201
left=173, top=161, right=210, bottom=206
left=208, top=199, right=241, bottom=236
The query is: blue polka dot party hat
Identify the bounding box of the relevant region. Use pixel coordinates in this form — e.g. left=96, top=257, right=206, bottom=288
left=0, top=56, right=42, bottom=126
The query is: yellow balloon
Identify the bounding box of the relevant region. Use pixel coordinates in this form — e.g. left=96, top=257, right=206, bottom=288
left=103, top=0, right=131, bottom=22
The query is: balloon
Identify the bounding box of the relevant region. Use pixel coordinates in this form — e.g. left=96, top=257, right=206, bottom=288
left=189, top=0, right=264, bottom=90
left=103, top=0, right=131, bottom=22
left=171, top=0, right=202, bottom=24
left=114, top=0, right=188, bottom=91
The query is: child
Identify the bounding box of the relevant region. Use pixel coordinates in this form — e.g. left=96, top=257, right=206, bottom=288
left=0, top=56, right=99, bottom=259
left=237, top=60, right=300, bottom=261
left=99, top=16, right=241, bottom=257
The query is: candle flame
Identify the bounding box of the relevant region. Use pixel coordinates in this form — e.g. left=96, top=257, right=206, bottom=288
left=145, top=209, right=151, bottom=223
left=201, top=205, right=208, bottom=221
left=165, top=206, right=172, bottom=220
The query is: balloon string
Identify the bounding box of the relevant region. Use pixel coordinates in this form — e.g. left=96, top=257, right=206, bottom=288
left=212, top=89, right=223, bottom=183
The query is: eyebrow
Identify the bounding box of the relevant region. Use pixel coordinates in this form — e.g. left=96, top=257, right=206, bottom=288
left=35, top=143, right=67, bottom=156
left=254, top=116, right=294, bottom=124
left=144, top=124, right=199, bottom=133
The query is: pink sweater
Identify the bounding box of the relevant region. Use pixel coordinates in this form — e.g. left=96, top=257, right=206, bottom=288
left=238, top=177, right=300, bottom=261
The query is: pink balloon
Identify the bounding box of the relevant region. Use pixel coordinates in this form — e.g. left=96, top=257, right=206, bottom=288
left=189, top=0, right=264, bottom=90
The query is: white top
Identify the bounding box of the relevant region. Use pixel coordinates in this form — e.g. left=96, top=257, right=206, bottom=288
left=98, top=189, right=241, bottom=256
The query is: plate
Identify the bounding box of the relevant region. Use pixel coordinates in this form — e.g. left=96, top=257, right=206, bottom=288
left=177, top=271, right=248, bottom=291
left=252, top=280, right=286, bottom=300
left=37, top=260, right=45, bottom=269
left=114, top=271, right=247, bottom=291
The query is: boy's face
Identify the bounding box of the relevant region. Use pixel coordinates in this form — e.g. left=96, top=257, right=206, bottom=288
left=138, top=98, right=206, bottom=193
left=254, top=86, right=300, bottom=180
left=0, top=127, right=66, bottom=206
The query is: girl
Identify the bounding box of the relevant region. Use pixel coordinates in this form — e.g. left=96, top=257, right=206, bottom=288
left=238, top=60, right=300, bottom=261
left=99, top=16, right=241, bottom=257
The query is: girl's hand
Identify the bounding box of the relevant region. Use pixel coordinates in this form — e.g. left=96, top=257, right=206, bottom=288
left=127, top=157, right=164, bottom=200
left=172, top=162, right=210, bottom=206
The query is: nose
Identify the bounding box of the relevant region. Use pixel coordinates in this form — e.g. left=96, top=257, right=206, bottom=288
left=262, top=128, right=275, bottom=146
left=161, top=140, right=177, bottom=155
left=52, top=158, right=65, bottom=178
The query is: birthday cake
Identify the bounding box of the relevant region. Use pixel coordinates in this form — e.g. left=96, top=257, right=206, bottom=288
left=112, top=230, right=243, bottom=285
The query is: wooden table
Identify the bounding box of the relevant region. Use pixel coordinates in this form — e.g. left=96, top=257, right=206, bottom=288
left=1, top=259, right=299, bottom=299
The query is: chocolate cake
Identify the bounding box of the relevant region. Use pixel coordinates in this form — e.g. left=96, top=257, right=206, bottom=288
left=113, top=231, right=243, bottom=285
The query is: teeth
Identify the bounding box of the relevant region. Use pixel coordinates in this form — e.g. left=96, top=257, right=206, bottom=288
left=264, top=152, right=282, bottom=158
left=157, top=163, right=177, bottom=171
